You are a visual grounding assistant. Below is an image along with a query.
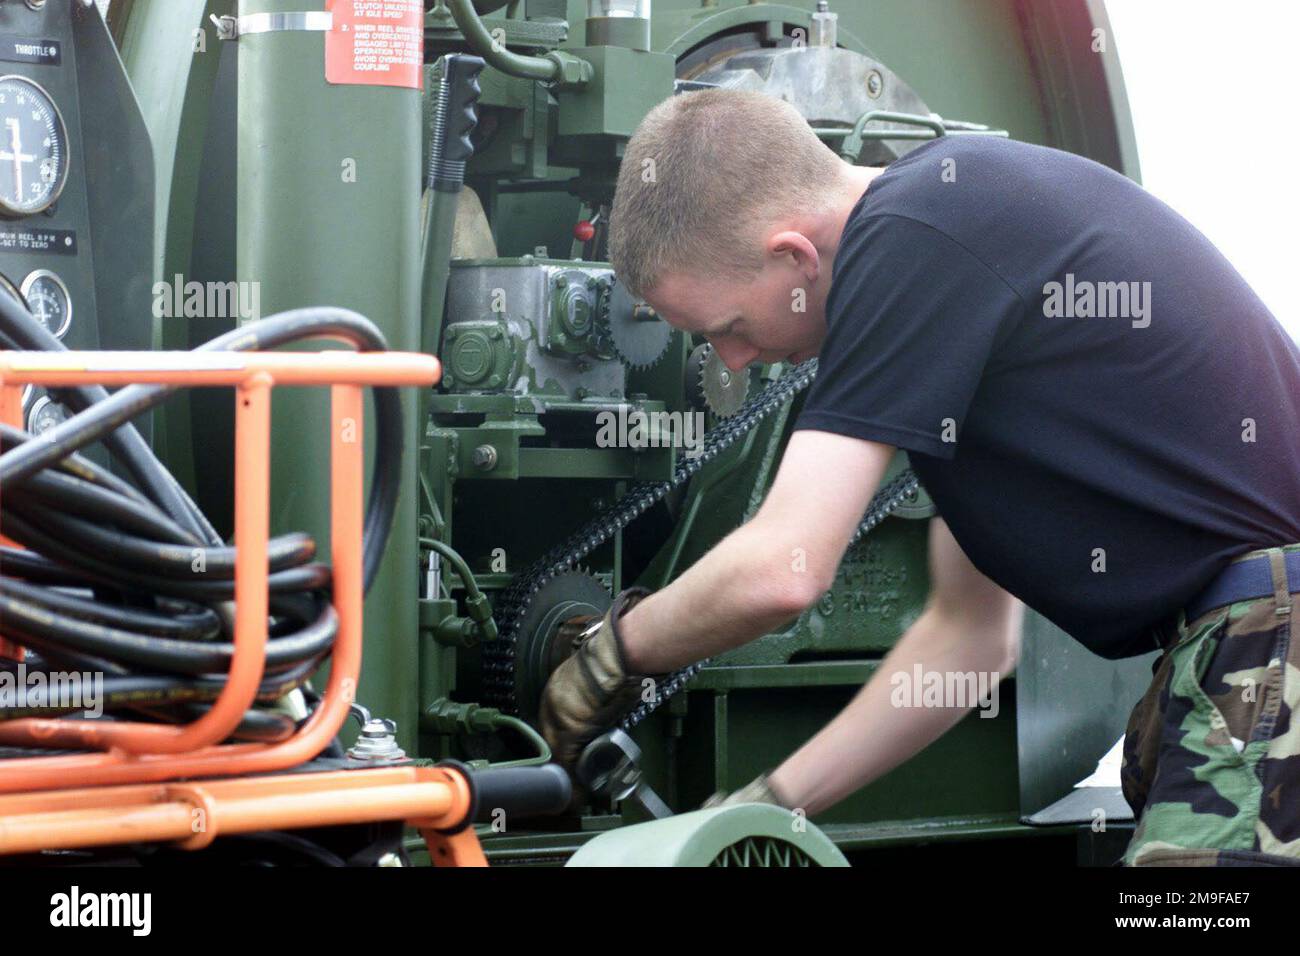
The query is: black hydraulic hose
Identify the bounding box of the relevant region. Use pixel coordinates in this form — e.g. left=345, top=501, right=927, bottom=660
left=2, top=509, right=333, bottom=602
left=0, top=591, right=337, bottom=675
left=0, top=307, right=402, bottom=592
left=0, top=305, right=217, bottom=543
left=0, top=303, right=406, bottom=740
left=0, top=578, right=221, bottom=640
left=3, top=475, right=201, bottom=545
left=3, top=502, right=316, bottom=580
left=0, top=653, right=329, bottom=721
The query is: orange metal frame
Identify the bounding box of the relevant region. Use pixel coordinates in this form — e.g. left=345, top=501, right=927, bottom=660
left=0, top=348, right=486, bottom=865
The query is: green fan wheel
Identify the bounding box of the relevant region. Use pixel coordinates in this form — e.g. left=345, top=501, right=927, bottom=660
left=565, top=804, right=849, bottom=867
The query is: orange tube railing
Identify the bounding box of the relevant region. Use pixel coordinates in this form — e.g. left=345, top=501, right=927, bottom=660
left=0, top=765, right=483, bottom=863
left=0, top=350, right=437, bottom=788
left=0, top=347, right=494, bottom=865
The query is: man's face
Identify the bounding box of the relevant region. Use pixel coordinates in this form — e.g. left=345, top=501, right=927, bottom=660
left=641, top=248, right=828, bottom=372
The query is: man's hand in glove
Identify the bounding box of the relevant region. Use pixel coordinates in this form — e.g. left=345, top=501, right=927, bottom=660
left=700, top=770, right=796, bottom=810
left=538, top=586, right=657, bottom=775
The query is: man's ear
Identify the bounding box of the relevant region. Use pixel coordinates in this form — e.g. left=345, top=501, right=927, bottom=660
left=766, top=230, right=821, bottom=284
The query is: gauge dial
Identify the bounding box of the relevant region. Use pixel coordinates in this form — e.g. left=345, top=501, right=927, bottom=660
left=20, top=269, right=70, bottom=338
left=0, top=75, right=68, bottom=217
left=26, top=395, right=66, bottom=435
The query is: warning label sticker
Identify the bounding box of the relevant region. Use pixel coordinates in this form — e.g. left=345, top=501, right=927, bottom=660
left=325, top=0, right=423, bottom=90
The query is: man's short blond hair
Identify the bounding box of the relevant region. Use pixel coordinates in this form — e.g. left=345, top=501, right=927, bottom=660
left=608, top=89, right=848, bottom=299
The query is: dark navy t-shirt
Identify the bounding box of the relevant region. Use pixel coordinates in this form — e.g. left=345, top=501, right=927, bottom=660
left=792, top=135, right=1300, bottom=659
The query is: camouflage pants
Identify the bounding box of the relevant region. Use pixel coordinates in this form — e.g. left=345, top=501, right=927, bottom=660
left=1120, top=542, right=1300, bottom=866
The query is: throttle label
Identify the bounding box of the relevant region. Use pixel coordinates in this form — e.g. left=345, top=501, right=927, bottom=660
left=325, top=0, right=423, bottom=90
left=0, top=35, right=61, bottom=67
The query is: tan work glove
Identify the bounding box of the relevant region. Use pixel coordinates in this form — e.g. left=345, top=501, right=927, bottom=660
left=700, top=770, right=792, bottom=810
left=538, top=586, right=655, bottom=776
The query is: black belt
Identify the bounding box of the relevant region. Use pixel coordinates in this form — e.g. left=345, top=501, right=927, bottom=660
left=1184, top=548, right=1300, bottom=624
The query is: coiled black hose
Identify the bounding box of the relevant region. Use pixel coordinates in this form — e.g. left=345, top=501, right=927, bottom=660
left=0, top=296, right=405, bottom=738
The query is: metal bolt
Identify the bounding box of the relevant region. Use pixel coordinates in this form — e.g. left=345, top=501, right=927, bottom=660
left=472, top=444, right=498, bottom=470
left=210, top=13, right=238, bottom=40
left=866, top=70, right=883, bottom=98
left=347, top=717, right=407, bottom=762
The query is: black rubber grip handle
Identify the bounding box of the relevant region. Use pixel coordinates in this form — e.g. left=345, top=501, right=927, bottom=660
left=428, top=54, right=485, bottom=193
left=441, top=54, right=485, bottom=164
left=469, top=763, right=573, bottom=823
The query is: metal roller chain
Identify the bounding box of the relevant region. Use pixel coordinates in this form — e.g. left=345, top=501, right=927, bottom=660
left=481, top=356, right=921, bottom=730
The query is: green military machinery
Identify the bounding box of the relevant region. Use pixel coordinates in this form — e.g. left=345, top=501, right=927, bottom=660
left=93, top=0, right=1147, bottom=865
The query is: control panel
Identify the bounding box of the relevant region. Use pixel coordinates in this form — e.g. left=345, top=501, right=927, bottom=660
left=0, top=0, right=153, bottom=435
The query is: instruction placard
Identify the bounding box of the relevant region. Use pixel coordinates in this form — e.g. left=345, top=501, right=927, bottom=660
left=325, top=0, right=423, bottom=90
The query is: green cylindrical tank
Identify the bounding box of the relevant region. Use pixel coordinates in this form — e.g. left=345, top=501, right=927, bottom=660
left=233, top=0, right=423, bottom=752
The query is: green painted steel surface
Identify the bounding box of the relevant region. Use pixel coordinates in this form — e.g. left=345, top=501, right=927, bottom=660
left=235, top=0, right=423, bottom=753
left=114, top=0, right=231, bottom=494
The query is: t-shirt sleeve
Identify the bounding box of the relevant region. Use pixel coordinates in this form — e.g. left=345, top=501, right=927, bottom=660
left=792, top=213, right=1026, bottom=460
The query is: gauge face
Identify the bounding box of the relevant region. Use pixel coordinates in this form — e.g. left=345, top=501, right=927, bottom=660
left=26, top=395, right=66, bottom=435
left=0, top=75, right=68, bottom=217
left=20, top=269, right=70, bottom=338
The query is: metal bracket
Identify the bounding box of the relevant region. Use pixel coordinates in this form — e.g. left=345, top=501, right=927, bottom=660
left=211, top=11, right=334, bottom=41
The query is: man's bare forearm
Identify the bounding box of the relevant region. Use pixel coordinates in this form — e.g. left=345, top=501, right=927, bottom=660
left=768, top=604, right=1019, bottom=815
left=618, top=520, right=809, bottom=674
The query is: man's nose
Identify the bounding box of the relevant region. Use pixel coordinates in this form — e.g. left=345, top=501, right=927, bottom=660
left=713, top=342, right=758, bottom=372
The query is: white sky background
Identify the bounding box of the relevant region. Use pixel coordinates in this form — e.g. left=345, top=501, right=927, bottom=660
left=1105, top=0, right=1298, bottom=342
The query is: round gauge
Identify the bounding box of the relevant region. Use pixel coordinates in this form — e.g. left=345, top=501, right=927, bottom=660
left=0, top=75, right=68, bottom=218
left=26, top=395, right=66, bottom=435
left=20, top=269, right=70, bottom=338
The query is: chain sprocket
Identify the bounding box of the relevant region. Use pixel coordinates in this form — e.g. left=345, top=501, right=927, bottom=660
left=686, top=342, right=750, bottom=418
left=594, top=276, right=672, bottom=370
left=481, top=356, right=920, bottom=733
